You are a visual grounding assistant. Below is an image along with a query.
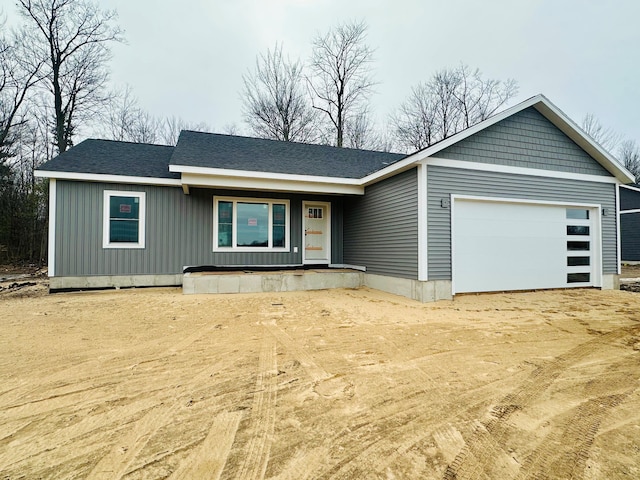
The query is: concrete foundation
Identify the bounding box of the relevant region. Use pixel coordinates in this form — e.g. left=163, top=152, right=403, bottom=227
left=183, top=270, right=454, bottom=302
left=363, top=274, right=453, bottom=302
left=601, top=274, right=620, bottom=290
left=49, top=274, right=182, bottom=290
left=183, top=269, right=362, bottom=295
left=51, top=270, right=613, bottom=302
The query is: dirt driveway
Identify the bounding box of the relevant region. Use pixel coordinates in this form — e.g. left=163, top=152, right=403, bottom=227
left=0, top=285, right=639, bottom=479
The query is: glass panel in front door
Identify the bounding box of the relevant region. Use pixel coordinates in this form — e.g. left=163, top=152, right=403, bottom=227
left=305, top=205, right=327, bottom=261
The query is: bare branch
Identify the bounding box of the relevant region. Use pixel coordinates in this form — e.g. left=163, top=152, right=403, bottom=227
left=241, top=43, right=319, bottom=143
left=308, top=20, right=377, bottom=147
left=17, top=0, right=124, bottom=153
left=390, top=64, right=518, bottom=152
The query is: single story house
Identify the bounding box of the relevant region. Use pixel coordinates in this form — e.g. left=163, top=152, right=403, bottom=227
left=34, top=94, right=634, bottom=301
left=619, top=184, right=640, bottom=263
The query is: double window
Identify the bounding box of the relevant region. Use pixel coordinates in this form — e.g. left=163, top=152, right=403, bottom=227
left=214, top=197, right=289, bottom=251
left=103, top=191, right=146, bottom=248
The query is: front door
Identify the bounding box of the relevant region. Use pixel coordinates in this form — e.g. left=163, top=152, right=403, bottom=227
left=303, top=202, right=330, bottom=264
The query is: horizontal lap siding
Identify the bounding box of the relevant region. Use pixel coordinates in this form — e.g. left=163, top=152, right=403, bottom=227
left=343, top=168, right=418, bottom=279
left=427, top=166, right=618, bottom=280
left=437, top=108, right=611, bottom=176
left=55, top=181, right=341, bottom=276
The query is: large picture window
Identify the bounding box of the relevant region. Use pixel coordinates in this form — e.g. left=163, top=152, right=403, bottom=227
left=103, top=191, right=146, bottom=248
left=214, top=197, right=289, bottom=251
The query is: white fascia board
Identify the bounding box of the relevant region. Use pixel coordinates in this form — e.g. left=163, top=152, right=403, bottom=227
left=170, top=164, right=361, bottom=186
left=180, top=172, right=364, bottom=195
left=619, top=184, right=640, bottom=193
left=362, top=94, right=634, bottom=186
left=34, top=170, right=182, bottom=187
left=361, top=96, right=546, bottom=186
left=427, top=157, right=621, bottom=184
left=532, top=99, right=635, bottom=184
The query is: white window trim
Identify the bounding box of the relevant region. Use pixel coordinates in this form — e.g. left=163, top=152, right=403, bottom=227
left=103, top=190, right=146, bottom=249
left=213, top=196, right=290, bottom=252
left=302, top=201, right=331, bottom=264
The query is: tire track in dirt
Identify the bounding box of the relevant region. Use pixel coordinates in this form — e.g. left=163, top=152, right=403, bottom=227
left=515, top=353, right=640, bottom=480
left=304, top=361, right=517, bottom=479
left=442, top=324, right=640, bottom=480
left=236, top=332, right=278, bottom=480
left=168, top=411, right=242, bottom=480
left=264, top=323, right=332, bottom=383
left=0, top=322, right=219, bottom=412
left=302, top=328, right=470, bottom=479
left=85, top=348, right=243, bottom=479
left=1, top=323, right=239, bottom=478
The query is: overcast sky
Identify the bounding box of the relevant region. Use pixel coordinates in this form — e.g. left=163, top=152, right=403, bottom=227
left=2, top=0, right=639, bottom=146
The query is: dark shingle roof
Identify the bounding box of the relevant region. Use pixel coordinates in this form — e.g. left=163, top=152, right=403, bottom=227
left=38, top=132, right=407, bottom=181
left=38, top=139, right=178, bottom=179
left=170, top=131, right=406, bottom=178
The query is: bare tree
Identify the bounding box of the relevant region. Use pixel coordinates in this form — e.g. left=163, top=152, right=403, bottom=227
left=343, top=109, right=381, bottom=150
left=0, top=26, right=44, bottom=160
left=104, top=85, right=138, bottom=142
left=160, top=115, right=211, bottom=145
left=308, top=20, right=376, bottom=147
left=619, top=139, right=640, bottom=182
left=17, top=0, right=123, bottom=153
left=453, top=64, right=518, bottom=129
left=581, top=113, right=622, bottom=152
left=391, top=64, right=518, bottom=152
left=242, top=44, right=318, bottom=143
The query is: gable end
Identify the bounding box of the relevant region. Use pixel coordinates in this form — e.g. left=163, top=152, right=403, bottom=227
left=435, top=107, right=611, bottom=177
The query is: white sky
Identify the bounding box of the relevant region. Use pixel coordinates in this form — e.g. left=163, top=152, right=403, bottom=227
left=2, top=0, right=639, bottom=145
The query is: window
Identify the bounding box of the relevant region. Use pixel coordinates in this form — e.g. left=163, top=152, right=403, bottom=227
left=103, top=191, right=145, bottom=248
left=566, top=208, right=589, bottom=220
left=567, top=256, right=590, bottom=267
left=214, top=197, right=289, bottom=251
left=567, top=225, right=590, bottom=236
left=567, top=241, right=590, bottom=251
left=568, top=272, right=590, bottom=283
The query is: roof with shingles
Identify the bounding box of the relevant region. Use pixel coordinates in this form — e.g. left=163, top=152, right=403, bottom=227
left=170, top=131, right=406, bottom=178
left=37, top=132, right=406, bottom=180
left=38, top=139, right=179, bottom=179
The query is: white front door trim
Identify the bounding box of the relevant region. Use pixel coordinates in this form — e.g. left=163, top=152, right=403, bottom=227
left=302, top=201, right=331, bottom=264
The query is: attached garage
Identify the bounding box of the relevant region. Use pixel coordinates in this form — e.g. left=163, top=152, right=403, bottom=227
left=451, top=197, right=601, bottom=294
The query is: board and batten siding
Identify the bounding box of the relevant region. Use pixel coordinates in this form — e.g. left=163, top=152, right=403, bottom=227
left=343, top=168, right=418, bottom=279
left=54, top=181, right=342, bottom=277
left=437, top=107, right=611, bottom=176
left=426, top=165, right=618, bottom=280
left=620, top=213, right=640, bottom=262
left=619, top=187, right=640, bottom=261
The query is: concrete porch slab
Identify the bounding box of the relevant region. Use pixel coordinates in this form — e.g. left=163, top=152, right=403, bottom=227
left=182, top=269, right=363, bottom=295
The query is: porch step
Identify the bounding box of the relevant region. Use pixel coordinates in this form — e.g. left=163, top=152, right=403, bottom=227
left=182, top=269, right=363, bottom=294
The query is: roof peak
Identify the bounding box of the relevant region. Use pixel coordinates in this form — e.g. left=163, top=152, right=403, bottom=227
left=177, top=129, right=402, bottom=156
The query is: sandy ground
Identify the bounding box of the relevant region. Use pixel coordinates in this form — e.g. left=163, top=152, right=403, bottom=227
left=0, top=280, right=639, bottom=479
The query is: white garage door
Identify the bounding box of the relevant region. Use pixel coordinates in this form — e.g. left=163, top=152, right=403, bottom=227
left=452, top=198, right=600, bottom=294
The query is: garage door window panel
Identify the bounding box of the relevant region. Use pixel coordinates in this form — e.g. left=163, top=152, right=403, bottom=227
left=567, top=241, right=590, bottom=251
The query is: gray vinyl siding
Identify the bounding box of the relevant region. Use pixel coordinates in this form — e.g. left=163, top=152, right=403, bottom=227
left=54, top=181, right=342, bottom=277
left=621, top=213, right=640, bottom=261
left=427, top=166, right=618, bottom=280
left=343, top=168, right=418, bottom=279
left=437, top=108, right=611, bottom=176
